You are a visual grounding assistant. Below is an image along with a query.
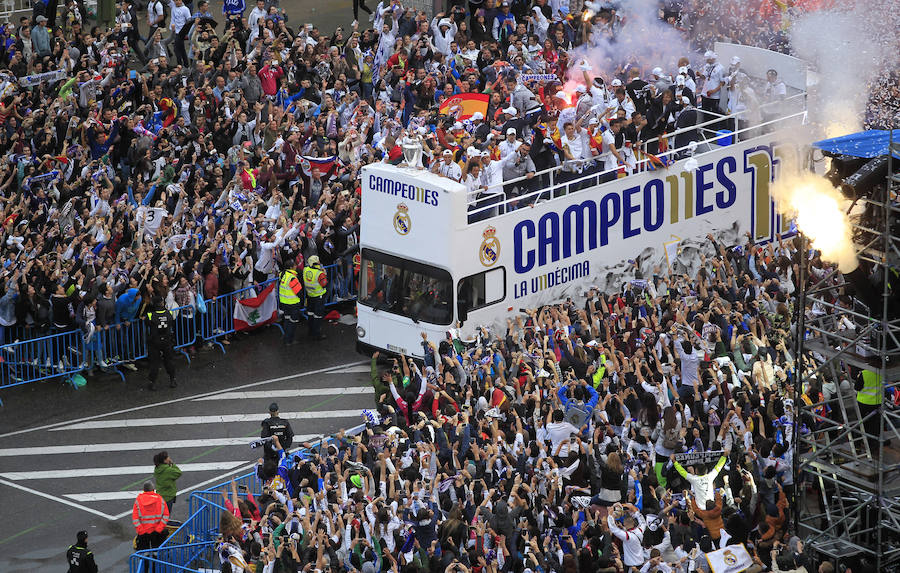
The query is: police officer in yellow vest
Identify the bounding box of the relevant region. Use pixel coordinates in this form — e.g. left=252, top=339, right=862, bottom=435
left=303, top=255, right=328, bottom=340
left=856, top=368, right=884, bottom=454
left=147, top=297, right=176, bottom=391
left=279, top=265, right=303, bottom=345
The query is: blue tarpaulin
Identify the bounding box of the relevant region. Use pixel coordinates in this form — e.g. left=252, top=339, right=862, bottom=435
left=813, top=129, right=900, bottom=159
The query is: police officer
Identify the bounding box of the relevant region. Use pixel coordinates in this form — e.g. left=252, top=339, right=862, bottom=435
left=279, top=263, right=303, bottom=345
left=303, top=255, right=328, bottom=340
left=147, top=296, right=176, bottom=391
left=260, top=402, right=294, bottom=461
left=67, top=530, right=98, bottom=573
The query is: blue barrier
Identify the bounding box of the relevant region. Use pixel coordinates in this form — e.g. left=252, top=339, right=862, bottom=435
left=0, top=275, right=344, bottom=403
left=129, top=541, right=216, bottom=573
left=170, top=304, right=198, bottom=364
left=89, top=321, right=149, bottom=382
left=0, top=329, right=86, bottom=401
left=199, top=278, right=284, bottom=353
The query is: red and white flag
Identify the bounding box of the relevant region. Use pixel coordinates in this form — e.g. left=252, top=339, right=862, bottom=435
left=233, top=282, right=279, bottom=331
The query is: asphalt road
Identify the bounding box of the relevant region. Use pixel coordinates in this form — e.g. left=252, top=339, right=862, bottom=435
left=0, top=319, right=373, bottom=573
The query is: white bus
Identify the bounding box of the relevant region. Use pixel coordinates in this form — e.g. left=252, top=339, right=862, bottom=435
left=355, top=46, right=810, bottom=357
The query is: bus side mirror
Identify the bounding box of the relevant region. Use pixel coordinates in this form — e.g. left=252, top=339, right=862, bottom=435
left=457, top=299, right=468, bottom=324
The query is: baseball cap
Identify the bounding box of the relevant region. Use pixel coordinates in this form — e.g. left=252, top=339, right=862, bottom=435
left=730, top=56, right=741, bottom=65
left=471, top=111, right=484, bottom=121
left=610, top=78, right=623, bottom=87
left=592, top=77, right=604, bottom=86
left=269, top=402, right=279, bottom=412
left=506, top=127, right=516, bottom=135
left=442, top=149, right=453, bottom=156
left=704, top=50, right=717, bottom=59
left=502, top=106, right=517, bottom=115
left=651, top=66, right=663, bottom=77
left=588, top=117, right=599, bottom=125
left=575, top=85, right=586, bottom=93
left=451, top=121, right=464, bottom=130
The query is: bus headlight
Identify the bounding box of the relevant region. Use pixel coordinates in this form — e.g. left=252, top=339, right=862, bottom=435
left=356, top=326, right=366, bottom=339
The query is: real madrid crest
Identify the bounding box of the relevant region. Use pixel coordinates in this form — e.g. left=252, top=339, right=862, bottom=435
left=393, top=203, right=411, bottom=235
left=479, top=226, right=500, bottom=267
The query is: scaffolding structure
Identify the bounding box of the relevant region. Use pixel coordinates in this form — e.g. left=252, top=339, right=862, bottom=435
left=795, top=132, right=900, bottom=571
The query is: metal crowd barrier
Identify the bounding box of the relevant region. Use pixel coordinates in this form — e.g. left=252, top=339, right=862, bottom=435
left=0, top=277, right=301, bottom=404
left=129, top=541, right=217, bottom=573
left=170, top=303, right=198, bottom=363
left=0, top=330, right=86, bottom=404
left=89, top=322, right=149, bottom=382
left=199, top=278, right=280, bottom=354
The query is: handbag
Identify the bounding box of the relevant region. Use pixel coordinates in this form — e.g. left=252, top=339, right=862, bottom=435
left=196, top=283, right=208, bottom=314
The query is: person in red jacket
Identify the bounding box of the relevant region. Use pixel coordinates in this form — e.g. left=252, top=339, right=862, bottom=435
left=132, top=482, right=170, bottom=550
left=258, top=60, right=284, bottom=97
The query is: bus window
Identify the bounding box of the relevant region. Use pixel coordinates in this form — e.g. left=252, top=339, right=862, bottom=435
left=358, top=248, right=453, bottom=325
left=457, top=268, right=506, bottom=313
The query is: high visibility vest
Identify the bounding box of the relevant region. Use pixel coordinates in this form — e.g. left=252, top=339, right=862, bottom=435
left=132, top=491, right=169, bottom=535
left=857, top=369, right=883, bottom=406
left=303, top=266, right=326, bottom=298
left=279, top=269, right=302, bottom=305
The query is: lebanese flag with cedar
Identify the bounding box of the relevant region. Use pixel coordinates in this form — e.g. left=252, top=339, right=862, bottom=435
left=234, top=282, right=279, bottom=331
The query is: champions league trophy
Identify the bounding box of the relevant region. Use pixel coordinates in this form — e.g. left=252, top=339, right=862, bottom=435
left=401, top=127, right=427, bottom=169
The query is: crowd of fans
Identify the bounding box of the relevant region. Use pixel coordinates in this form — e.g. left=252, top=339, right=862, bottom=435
left=227, top=229, right=837, bottom=573
left=0, top=0, right=884, bottom=570
left=1, top=0, right=896, bottom=359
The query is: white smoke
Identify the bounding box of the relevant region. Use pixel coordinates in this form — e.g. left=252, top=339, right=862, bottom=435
left=791, top=1, right=900, bottom=138
left=566, top=0, right=694, bottom=82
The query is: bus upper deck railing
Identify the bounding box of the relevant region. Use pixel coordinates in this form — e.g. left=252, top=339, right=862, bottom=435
left=465, top=103, right=808, bottom=222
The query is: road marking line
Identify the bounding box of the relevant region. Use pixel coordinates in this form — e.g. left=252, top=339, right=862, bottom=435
left=327, top=365, right=371, bottom=374
left=193, top=387, right=373, bottom=401
left=50, top=410, right=363, bottom=431
left=64, top=491, right=143, bottom=502
left=0, top=434, right=319, bottom=457
left=0, top=461, right=248, bottom=480
left=0, top=478, right=118, bottom=520
left=0, top=360, right=367, bottom=439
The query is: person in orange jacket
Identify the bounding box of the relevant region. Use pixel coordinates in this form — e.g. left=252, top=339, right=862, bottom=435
left=133, top=482, right=170, bottom=550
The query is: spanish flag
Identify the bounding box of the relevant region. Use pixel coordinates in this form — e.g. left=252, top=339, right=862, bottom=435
left=537, top=123, right=562, bottom=148
left=439, top=93, right=490, bottom=121
left=589, top=131, right=604, bottom=154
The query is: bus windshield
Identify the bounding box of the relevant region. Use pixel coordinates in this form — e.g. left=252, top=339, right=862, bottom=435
left=358, top=249, right=453, bottom=325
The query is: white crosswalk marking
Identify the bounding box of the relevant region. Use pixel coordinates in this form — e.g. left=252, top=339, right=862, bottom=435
left=0, top=461, right=248, bottom=480
left=194, top=387, right=373, bottom=401
left=65, top=491, right=143, bottom=502
left=50, top=410, right=364, bottom=431
left=0, top=435, right=319, bottom=457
